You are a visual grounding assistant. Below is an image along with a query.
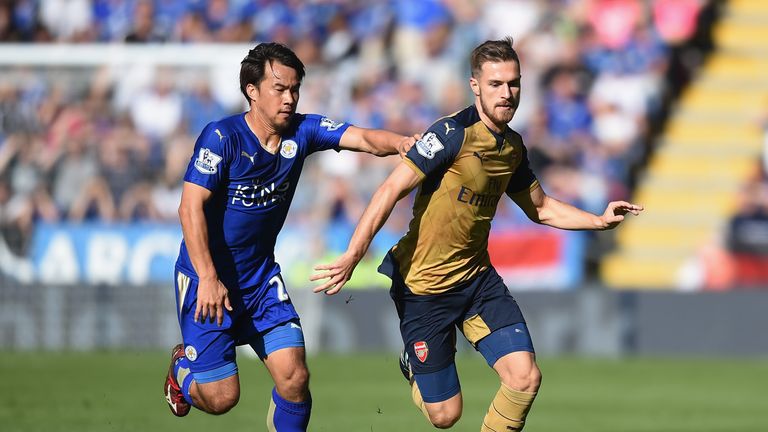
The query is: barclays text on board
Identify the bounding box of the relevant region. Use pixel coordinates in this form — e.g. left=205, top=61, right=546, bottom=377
left=31, top=223, right=183, bottom=285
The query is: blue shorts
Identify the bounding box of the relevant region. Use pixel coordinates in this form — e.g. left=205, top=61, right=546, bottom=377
left=174, top=267, right=303, bottom=381
left=413, top=323, right=534, bottom=403
left=388, top=264, right=534, bottom=375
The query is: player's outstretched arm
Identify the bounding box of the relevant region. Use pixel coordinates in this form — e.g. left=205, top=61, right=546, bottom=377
left=510, top=184, right=643, bottom=231
left=339, top=125, right=417, bottom=157
left=311, top=162, right=422, bottom=295
left=178, top=182, right=232, bottom=325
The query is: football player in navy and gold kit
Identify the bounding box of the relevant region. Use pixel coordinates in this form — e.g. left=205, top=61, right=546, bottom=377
left=163, top=43, right=414, bottom=431
left=312, top=37, right=643, bottom=431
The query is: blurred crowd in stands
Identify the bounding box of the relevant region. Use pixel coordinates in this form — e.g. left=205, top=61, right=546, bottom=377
left=714, top=155, right=768, bottom=288
left=0, top=0, right=712, bottom=279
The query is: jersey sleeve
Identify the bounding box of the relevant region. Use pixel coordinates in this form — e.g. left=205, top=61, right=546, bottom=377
left=505, top=144, right=538, bottom=195
left=403, top=117, right=464, bottom=178
left=183, top=122, right=233, bottom=191
left=304, top=114, right=352, bottom=153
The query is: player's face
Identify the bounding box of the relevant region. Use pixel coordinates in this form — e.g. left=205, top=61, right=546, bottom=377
left=248, top=61, right=301, bottom=130
left=470, top=60, right=521, bottom=130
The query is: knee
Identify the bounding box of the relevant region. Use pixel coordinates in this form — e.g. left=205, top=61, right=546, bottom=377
left=205, top=391, right=239, bottom=415
left=503, top=365, right=541, bottom=393
left=275, top=365, right=310, bottom=401
left=428, top=406, right=462, bottom=429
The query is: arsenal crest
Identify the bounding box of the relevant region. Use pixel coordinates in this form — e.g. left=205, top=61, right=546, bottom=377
left=414, top=341, right=429, bottom=363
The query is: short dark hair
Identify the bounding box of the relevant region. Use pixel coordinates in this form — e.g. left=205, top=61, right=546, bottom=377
left=240, top=42, right=306, bottom=103
left=470, top=37, right=520, bottom=78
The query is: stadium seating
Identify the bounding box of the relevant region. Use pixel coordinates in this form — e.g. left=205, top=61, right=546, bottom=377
left=602, top=0, right=768, bottom=288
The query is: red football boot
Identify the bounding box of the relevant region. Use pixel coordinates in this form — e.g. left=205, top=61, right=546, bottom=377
left=164, top=344, right=191, bottom=417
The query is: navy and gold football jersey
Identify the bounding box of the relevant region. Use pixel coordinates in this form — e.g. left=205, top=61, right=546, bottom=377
left=379, top=105, right=538, bottom=295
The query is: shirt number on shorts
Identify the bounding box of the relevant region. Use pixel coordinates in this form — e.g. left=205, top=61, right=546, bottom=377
left=270, top=274, right=289, bottom=302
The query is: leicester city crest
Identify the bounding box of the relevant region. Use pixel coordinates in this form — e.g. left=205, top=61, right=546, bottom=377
left=280, top=140, right=298, bottom=159
left=185, top=345, right=198, bottom=361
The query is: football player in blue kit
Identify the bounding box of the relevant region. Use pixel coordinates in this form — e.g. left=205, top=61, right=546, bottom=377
left=163, top=42, right=414, bottom=431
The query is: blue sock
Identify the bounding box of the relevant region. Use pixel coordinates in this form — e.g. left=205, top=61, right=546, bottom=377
left=173, top=356, right=195, bottom=406
left=269, top=387, right=311, bottom=431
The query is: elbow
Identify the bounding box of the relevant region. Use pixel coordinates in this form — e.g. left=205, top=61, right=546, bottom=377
left=368, top=143, right=392, bottom=157
left=360, top=134, right=396, bottom=157
left=530, top=197, right=553, bottom=225
left=178, top=201, right=193, bottom=223
left=178, top=202, right=187, bottom=219
left=529, top=208, right=547, bottom=225
left=377, top=182, right=403, bottom=203
left=371, top=147, right=388, bottom=157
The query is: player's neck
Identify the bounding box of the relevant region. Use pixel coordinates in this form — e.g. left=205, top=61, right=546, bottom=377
left=245, top=110, right=282, bottom=154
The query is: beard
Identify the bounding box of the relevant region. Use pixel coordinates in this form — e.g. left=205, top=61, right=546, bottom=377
left=272, top=110, right=295, bottom=131
left=273, top=115, right=291, bottom=130
left=480, top=97, right=517, bottom=126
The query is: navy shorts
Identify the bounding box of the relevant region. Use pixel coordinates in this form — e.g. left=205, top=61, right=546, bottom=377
left=174, top=267, right=302, bottom=378
left=389, top=266, right=533, bottom=375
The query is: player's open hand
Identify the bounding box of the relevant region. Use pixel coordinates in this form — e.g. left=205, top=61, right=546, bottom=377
left=397, top=134, right=421, bottom=158
left=310, top=251, right=361, bottom=295
left=599, top=201, right=644, bottom=230
left=195, top=277, right=233, bottom=326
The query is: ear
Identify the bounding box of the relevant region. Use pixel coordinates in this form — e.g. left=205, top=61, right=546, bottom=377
left=469, top=77, right=480, bottom=97
left=246, top=83, right=259, bottom=101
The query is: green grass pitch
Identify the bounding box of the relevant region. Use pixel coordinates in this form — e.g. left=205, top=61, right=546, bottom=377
left=1, top=352, right=766, bottom=431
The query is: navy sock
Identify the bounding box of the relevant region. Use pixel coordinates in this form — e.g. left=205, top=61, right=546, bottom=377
left=268, top=387, right=311, bottom=431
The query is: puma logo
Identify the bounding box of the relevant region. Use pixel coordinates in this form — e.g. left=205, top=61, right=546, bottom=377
left=165, top=384, right=178, bottom=413
left=214, top=129, right=224, bottom=141
left=444, top=122, right=455, bottom=134
left=241, top=150, right=257, bottom=164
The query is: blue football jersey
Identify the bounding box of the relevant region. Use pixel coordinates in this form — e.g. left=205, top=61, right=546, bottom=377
left=175, top=112, right=350, bottom=289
